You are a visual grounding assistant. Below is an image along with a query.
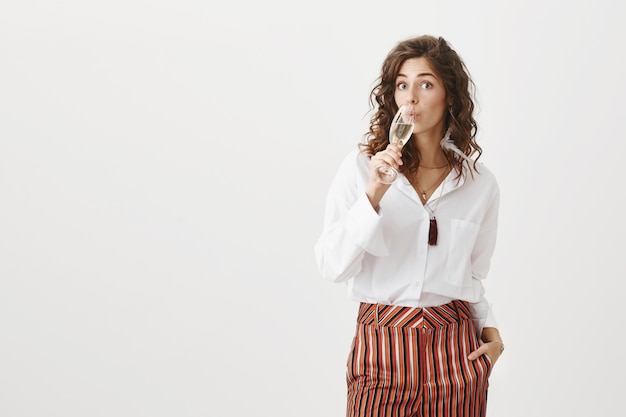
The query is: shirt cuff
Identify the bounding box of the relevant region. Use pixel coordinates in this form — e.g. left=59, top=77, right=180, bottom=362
left=469, top=302, right=498, bottom=339
left=345, top=193, right=389, bottom=257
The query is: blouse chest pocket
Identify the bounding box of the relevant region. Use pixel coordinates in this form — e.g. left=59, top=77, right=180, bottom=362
left=445, top=218, right=480, bottom=286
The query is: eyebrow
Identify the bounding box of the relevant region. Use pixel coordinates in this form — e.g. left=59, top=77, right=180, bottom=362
left=397, top=72, right=438, bottom=79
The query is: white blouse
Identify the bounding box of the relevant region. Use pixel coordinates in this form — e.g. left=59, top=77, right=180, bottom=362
left=314, top=148, right=500, bottom=335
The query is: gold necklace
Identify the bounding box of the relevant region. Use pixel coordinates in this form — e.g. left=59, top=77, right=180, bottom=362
left=418, top=163, right=449, bottom=169
left=414, top=168, right=450, bottom=203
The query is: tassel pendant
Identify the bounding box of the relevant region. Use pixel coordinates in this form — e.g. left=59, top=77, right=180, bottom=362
left=428, top=217, right=438, bottom=246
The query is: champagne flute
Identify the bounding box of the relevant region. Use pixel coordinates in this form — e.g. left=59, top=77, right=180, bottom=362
left=375, top=105, right=415, bottom=184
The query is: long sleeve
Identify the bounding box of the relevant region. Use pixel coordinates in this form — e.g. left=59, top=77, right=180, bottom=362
left=314, top=150, right=390, bottom=283
left=468, top=175, right=500, bottom=335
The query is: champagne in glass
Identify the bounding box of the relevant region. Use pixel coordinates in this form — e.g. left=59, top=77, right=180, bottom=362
left=375, top=105, right=415, bottom=184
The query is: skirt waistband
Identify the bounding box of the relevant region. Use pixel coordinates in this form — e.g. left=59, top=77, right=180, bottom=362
left=357, top=300, right=472, bottom=329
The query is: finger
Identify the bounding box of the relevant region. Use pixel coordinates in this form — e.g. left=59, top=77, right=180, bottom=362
left=467, top=345, right=486, bottom=361
left=381, top=154, right=401, bottom=168
left=387, top=144, right=404, bottom=159
left=373, top=152, right=400, bottom=169
left=384, top=147, right=404, bottom=166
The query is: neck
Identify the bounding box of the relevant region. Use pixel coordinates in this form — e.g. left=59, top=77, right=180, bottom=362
left=413, top=126, right=447, bottom=167
left=415, top=140, right=447, bottom=167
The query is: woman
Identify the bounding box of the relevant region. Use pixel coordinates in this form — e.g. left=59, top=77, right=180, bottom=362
left=314, top=35, right=504, bottom=417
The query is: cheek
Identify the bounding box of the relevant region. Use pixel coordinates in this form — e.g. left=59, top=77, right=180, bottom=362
left=393, top=90, right=404, bottom=104
left=427, top=94, right=448, bottom=112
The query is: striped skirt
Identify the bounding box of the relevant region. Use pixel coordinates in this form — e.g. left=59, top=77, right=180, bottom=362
left=346, top=300, right=491, bottom=417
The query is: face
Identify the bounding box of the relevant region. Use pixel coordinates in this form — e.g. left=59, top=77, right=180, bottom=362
left=394, top=57, right=449, bottom=139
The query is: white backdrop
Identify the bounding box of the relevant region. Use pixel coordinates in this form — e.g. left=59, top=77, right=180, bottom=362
left=1, top=1, right=625, bottom=416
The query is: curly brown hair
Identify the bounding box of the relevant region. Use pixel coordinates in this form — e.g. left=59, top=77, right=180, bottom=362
left=359, top=35, right=481, bottom=179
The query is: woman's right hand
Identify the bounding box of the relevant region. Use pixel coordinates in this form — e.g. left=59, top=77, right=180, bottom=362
left=365, top=143, right=403, bottom=210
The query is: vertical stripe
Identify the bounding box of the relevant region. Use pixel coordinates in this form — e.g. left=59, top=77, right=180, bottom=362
left=346, top=300, right=491, bottom=417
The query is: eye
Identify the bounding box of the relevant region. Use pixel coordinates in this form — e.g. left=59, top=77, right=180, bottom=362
left=420, top=81, right=433, bottom=89
left=396, top=82, right=408, bottom=90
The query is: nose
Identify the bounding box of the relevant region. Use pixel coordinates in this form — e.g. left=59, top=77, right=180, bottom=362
left=407, top=87, right=419, bottom=104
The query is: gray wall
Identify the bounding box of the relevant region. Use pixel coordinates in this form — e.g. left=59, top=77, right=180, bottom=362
left=1, top=0, right=624, bottom=415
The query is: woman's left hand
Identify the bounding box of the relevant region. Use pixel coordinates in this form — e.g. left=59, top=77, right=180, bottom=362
left=467, top=340, right=504, bottom=365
